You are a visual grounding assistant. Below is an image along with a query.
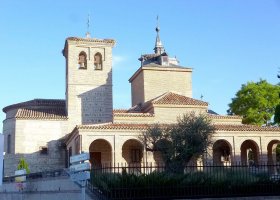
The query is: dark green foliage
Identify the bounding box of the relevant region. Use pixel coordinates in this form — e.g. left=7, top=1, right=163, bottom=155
left=90, top=169, right=275, bottom=199
left=274, top=104, right=280, bottom=124
left=228, top=80, right=280, bottom=125
left=139, top=113, right=215, bottom=173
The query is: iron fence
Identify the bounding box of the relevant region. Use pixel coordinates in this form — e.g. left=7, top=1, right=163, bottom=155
left=88, top=162, right=280, bottom=200
left=3, top=168, right=68, bottom=183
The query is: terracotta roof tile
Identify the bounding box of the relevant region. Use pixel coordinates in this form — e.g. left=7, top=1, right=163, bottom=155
left=113, top=112, right=154, bottom=117
left=113, top=109, right=128, bottom=113
left=215, top=124, right=280, bottom=132
left=3, top=99, right=65, bottom=113
left=113, top=108, right=154, bottom=117
left=152, top=92, right=208, bottom=106
left=208, top=114, right=242, bottom=119
left=77, top=123, right=150, bottom=130
left=16, top=108, right=67, bottom=120
left=77, top=123, right=280, bottom=132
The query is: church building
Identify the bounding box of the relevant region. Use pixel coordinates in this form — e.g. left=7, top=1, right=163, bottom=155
left=2, top=22, right=280, bottom=176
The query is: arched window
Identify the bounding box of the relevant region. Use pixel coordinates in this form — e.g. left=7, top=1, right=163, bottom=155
left=78, top=51, right=87, bottom=69
left=94, top=52, right=102, bottom=70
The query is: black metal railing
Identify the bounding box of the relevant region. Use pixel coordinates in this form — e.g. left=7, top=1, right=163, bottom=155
left=88, top=162, right=280, bottom=200
left=3, top=168, right=68, bottom=183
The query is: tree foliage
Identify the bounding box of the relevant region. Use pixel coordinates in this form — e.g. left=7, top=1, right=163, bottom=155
left=139, top=112, right=215, bottom=173
left=227, top=80, right=280, bottom=125
left=17, top=157, right=30, bottom=174
left=274, top=104, right=280, bottom=124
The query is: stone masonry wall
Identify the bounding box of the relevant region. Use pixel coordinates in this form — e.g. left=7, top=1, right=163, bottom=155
left=131, top=67, right=192, bottom=106
left=131, top=70, right=144, bottom=106
left=4, top=119, right=67, bottom=176
left=66, top=41, right=114, bottom=131
left=153, top=106, right=207, bottom=123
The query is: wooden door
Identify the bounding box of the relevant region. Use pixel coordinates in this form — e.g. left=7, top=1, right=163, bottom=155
left=90, top=152, right=101, bottom=168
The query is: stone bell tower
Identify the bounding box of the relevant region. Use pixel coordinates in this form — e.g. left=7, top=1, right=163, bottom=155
left=62, top=35, right=115, bottom=128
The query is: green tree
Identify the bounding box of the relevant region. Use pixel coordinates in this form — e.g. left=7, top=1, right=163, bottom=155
left=274, top=104, right=280, bottom=124
left=228, top=80, right=280, bottom=125
left=139, top=112, right=215, bottom=173
left=17, top=157, right=30, bottom=174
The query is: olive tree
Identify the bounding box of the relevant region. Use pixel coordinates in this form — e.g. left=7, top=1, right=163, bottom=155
left=139, top=112, right=215, bottom=173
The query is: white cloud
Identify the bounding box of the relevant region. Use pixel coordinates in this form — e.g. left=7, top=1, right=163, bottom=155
left=113, top=55, right=126, bottom=67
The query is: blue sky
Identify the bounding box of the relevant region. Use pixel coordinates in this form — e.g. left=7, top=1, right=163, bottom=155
left=1, top=0, right=280, bottom=131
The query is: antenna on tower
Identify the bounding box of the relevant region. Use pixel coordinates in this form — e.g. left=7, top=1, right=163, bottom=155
left=86, top=14, right=91, bottom=38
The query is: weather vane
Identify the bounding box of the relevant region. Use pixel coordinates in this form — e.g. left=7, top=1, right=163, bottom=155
left=86, top=14, right=91, bottom=38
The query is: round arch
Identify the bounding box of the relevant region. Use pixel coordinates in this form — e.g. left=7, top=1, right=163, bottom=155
left=89, top=139, right=112, bottom=167
left=78, top=51, right=87, bottom=69
left=213, top=139, right=232, bottom=166
left=267, top=140, right=280, bottom=164
left=122, top=139, right=144, bottom=164
left=240, top=140, right=260, bottom=165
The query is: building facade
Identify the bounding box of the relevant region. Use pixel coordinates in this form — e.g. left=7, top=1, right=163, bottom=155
left=2, top=24, right=280, bottom=176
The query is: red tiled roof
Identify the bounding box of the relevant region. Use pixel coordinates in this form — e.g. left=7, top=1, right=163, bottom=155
left=114, top=112, right=154, bottom=117
left=113, top=109, right=128, bottom=113
left=3, top=99, right=65, bottom=113
left=77, top=123, right=150, bottom=130
left=208, top=114, right=242, bottom=119
left=151, top=92, right=208, bottom=106
left=113, top=109, right=154, bottom=117
left=76, top=123, right=280, bottom=132
left=16, top=108, right=67, bottom=120
left=215, top=124, right=280, bottom=132
left=3, top=99, right=67, bottom=120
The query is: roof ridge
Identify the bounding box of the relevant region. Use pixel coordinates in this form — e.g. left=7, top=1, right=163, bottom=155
left=73, top=123, right=280, bottom=132
left=208, top=114, right=242, bottom=119
left=151, top=92, right=208, bottom=106
left=3, top=99, right=66, bottom=113
left=15, top=107, right=67, bottom=120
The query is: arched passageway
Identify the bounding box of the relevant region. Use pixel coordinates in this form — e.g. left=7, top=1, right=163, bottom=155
left=240, top=140, right=259, bottom=165
left=122, top=139, right=144, bottom=164
left=89, top=139, right=112, bottom=168
left=267, top=140, right=280, bottom=174
left=267, top=140, right=280, bottom=164
left=122, top=139, right=144, bottom=174
left=213, top=140, right=232, bottom=166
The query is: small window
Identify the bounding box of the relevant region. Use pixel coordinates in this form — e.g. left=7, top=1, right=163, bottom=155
left=94, top=52, right=102, bottom=70
left=40, top=146, right=48, bottom=155
left=7, top=134, right=11, bottom=154
left=78, top=51, right=87, bottom=69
